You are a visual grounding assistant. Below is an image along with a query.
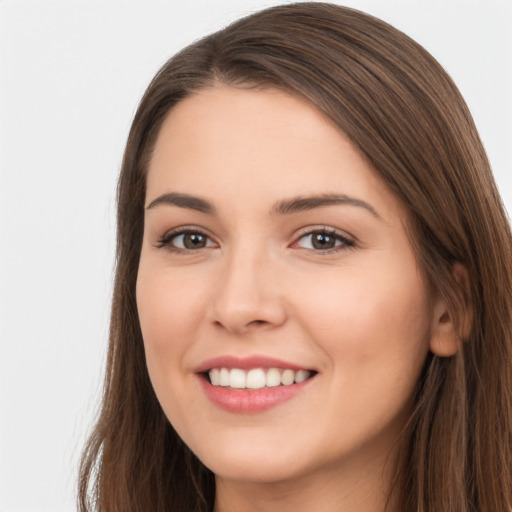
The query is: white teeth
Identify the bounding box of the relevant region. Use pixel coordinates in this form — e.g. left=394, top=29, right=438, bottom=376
left=230, top=368, right=246, bottom=389
left=281, top=369, right=294, bottom=386
left=219, top=368, right=230, bottom=386
left=246, top=368, right=266, bottom=389
left=294, top=369, right=310, bottom=383
left=207, top=367, right=313, bottom=389
left=266, top=368, right=281, bottom=387
left=210, top=368, right=220, bottom=386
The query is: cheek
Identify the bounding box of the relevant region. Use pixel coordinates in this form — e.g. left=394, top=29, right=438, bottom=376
left=135, top=262, right=211, bottom=401
left=136, top=264, right=205, bottom=349
left=135, top=262, right=212, bottom=426
left=292, top=261, right=431, bottom=377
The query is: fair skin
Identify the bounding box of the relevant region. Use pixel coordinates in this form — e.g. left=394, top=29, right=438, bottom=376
left=136, top=85, right=458, bottom=512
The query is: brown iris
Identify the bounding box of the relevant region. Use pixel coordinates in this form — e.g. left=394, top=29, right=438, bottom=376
left=182, top=233, right=208, bottom=249
left=311, top=232, right=338, bottom=250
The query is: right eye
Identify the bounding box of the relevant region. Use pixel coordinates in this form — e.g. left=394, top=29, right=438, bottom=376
left=156, top=229, right=216, bottom=252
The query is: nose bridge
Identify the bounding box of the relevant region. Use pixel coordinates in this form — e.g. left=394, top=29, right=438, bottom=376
left=211, top=239, right=285, bottom=333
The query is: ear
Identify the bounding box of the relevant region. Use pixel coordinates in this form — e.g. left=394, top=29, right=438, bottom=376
left=429, top=263, right=472, bottom=357
left=429, top=301, right=460, bottom=357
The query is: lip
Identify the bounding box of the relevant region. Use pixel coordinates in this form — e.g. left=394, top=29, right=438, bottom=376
left=195, top=355, right=316, bottom=413
left=195, top=354, right=312, bottom=373
left=198, top=375, right=314, bottom=413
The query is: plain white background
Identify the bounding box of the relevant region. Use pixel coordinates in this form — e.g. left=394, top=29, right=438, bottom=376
left=0, top=1, right=510, bottom=510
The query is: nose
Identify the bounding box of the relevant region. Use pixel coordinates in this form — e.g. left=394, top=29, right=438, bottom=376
left=209, top=246, right=287, bottom=335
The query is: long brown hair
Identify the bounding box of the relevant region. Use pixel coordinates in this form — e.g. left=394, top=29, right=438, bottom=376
left=78, top=3, right=512, bottom=511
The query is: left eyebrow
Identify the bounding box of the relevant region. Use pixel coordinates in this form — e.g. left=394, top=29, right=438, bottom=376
left=270, top=193, right=381, bottom=219
left=145, top=192, right=216, bottom=214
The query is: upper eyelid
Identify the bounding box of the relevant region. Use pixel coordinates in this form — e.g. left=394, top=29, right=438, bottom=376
left=155, top=226, right=218, bottom=249
left=160, top=225, right=215, bottom=240
left=292, top=225, right=355, bottom=243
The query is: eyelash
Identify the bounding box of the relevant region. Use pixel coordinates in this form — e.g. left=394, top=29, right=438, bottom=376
left=155, top=228, right=214, bottom=254
left=292, top=228, right=355, bottom=254
left=155, top=227, right=355, bottom=254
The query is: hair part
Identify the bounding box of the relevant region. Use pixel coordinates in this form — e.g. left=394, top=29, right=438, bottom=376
left=79, top=3, right=512, bottom=511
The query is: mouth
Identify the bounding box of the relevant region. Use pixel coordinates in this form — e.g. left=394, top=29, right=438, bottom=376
left=204, top=367, right=316, bottom=390
left=196, top=355, right=317, bottom=412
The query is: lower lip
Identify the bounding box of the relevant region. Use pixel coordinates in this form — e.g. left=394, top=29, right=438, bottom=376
left=198, top=375, right=314, bottom=413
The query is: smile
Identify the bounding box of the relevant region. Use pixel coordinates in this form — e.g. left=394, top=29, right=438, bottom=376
left=196, top=356, right=317, bottom=413
left=208, top=367, right=313, bottom=389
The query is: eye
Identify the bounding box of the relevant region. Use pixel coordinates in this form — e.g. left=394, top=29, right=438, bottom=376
left=294, top=229, right=354, bottom=252
left=156, top=229, right=216, bottom=252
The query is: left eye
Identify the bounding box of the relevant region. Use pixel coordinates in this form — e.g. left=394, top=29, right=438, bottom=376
left=159, top=230, right=216, bottom=251
left=295, top=230, right=353, bottom=251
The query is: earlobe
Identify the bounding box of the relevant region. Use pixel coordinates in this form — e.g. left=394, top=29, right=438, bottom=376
left=429, top=263, right=472, bottom=357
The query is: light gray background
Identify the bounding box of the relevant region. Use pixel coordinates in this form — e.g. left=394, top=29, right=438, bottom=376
left=0, top=1, right=510, bottom=510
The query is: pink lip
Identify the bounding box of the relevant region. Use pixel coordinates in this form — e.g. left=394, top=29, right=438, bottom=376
left=195, top=355, right=311, bottom=373
left=195, top=355, right=316, bottom=413
left=198, top=375, right=313, bottom=413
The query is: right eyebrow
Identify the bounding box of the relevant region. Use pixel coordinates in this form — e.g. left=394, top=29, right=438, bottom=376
left=270, top=193, right=381, bottom=219
left=145, top=192, right=216, bottom=214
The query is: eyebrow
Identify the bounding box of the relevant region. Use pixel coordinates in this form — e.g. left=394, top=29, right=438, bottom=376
left=146, top=191, right=380, bottom=219
left=146, top=192, right=216, bottom=214
left=270, top=193, right=381, bottom=218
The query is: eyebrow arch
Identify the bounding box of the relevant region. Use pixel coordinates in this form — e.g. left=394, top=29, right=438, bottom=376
left=270, top=193, right=381, bottom=218
left=146, top=192, right=216, bottom=214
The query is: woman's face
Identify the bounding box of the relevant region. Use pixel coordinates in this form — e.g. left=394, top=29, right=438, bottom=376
left=137, top=85, right=442, bottom=488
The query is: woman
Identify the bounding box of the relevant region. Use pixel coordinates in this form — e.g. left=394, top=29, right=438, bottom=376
left=78, top=3, right=512, bottom=511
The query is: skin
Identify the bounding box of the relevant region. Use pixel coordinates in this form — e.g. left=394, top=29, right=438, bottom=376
left=136, top=85, right=457, bottom=512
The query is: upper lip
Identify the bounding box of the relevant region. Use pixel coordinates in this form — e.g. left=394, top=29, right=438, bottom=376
left=195, top=355, right=314, bottom=373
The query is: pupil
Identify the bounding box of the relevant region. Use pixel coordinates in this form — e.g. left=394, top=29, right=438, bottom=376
left=184, top=233, right=206, bottom=249
left=312, top=233, right=335, bottom=250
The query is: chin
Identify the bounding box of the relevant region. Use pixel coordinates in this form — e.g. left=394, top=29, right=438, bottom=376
left=187, top=429, right=329, bottom=486
left=204, top=455, right=309, bottom=485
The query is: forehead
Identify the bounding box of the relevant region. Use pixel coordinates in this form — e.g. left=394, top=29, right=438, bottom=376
left=147, top=85, right=404, bottom=221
